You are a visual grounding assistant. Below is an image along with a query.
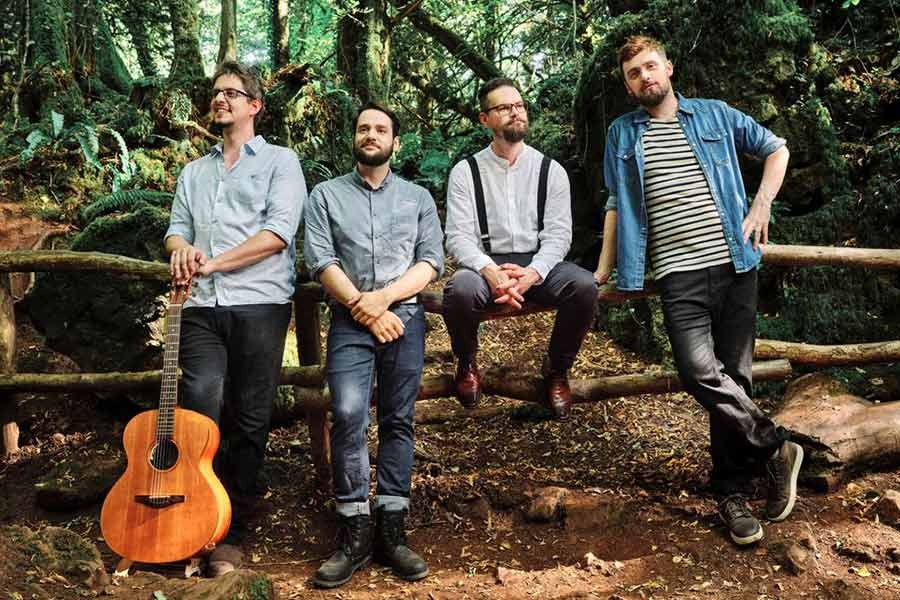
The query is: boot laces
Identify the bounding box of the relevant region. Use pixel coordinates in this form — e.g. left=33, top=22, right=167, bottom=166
left=721, top=495, right=751, bottom=521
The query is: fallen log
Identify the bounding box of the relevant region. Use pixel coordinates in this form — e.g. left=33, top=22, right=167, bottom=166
left=0, top=365, right=324, bottom=392
left=754, top=339, right=900, bottom=366
left=0, top=250, right=169, bottom=280
left=773, top=372, right=900, bottom=492
left=761, top=243, right=900, bottom=270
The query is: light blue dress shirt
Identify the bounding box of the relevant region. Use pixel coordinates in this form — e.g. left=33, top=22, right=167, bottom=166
left=165, top=135, right=306, bottom=308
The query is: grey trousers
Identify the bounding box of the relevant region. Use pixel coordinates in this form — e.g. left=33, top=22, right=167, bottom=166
left=442, top=254, right=598, bottom=373
left=657, top=264, right=787, bottom=495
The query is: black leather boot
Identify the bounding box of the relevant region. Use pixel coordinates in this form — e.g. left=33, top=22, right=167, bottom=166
left=373, top=508, right=429, bottom=581
left=313, top=513, right=371, bottom=588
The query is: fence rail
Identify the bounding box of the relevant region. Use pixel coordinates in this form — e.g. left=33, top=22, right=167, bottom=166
left=1, top=246, right=899, bottom=481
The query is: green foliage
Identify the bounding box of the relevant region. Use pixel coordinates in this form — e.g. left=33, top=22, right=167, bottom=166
left=80, top=189, right=173, bottom=224
left=394, top=130, right=452, bottom=195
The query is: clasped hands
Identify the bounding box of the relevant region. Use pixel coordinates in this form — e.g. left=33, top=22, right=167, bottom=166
left=482, top=263, right=541, bottom=310
left=170, top=245, right=216, bottom=284
left=349, top=289, right=405, bottom=344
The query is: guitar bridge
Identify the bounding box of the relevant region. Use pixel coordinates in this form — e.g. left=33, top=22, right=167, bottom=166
left=134, top=494, right=186, bottom=507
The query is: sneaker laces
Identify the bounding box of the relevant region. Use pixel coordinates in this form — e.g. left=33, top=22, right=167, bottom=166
left=767, top=452, right=788, bottom=490
left=720, top=495, right=751, bottom=521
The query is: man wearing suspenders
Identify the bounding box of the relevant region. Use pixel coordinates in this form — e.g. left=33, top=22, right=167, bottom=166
left=443, top=77, right=598, bottom=420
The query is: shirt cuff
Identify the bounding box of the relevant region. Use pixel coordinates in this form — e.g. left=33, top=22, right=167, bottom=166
left=417, top=257, right=444, bottom=279
left=164, top=225, right=193, bottom=245
left=263, top=223, right=294, bottom=246
left=759, top=137, right=787, bottom=158
left=527, top=260, right=551, bottom=284
left=470, top=254, right=495, bottom=274
left=310, top=258, right=340, bottom=282
left=604, top=194, right=618, bottom=211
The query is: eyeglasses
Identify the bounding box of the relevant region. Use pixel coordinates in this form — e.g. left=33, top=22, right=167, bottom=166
left=484, top=101, right=527, bottom=116
left=212, top=87, right=252, bottom=101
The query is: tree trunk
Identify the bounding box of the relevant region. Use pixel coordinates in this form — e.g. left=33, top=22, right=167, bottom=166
left=774, top=373, right=900, bottom=491
left=217, top=0, right=237, bottom=65
left=337, top=0, right=391, bottom=104
left=77, top=0, right=132, bottom=93
left=123, top=0, right=158, bottom=77
left=24, top=0, right=84, bottom=118
left=0, top=274, right=18, bottom=458
left=270, top=0, right=289, bottom=69
left=168, top=0, right=205, bottom=81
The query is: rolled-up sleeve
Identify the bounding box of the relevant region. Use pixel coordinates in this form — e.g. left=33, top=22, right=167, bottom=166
left=444, top=162, right=493, bottom=273
left=529, top=161, right=572, bottom=282
left=263, top=149, right=305, bottom=245
left=603, top=126, right=619, bottom=211
left=165, top=170, right=195, bottom=243
left=303, top=185, right=339, bottom=280
left=727, top=104, right=786, bottom=159
left=415, top=189, right=445, bottom=278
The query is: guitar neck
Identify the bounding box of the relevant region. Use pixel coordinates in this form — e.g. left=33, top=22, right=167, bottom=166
left=157, top=302, right=183, bottom=439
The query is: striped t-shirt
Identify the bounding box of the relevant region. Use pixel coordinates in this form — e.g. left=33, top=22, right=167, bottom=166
left=642, top=117, right=732, bottom=279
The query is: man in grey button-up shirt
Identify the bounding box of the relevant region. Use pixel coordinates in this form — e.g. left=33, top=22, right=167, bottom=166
left=443, top=77, right=598, bottom=420
left=163, top=61, right=305, bottom=573
left=305, top=104, right=442, bottom=588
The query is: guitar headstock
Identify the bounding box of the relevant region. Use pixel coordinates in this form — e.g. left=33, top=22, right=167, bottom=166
left=169, top=276, right=194, bottom=306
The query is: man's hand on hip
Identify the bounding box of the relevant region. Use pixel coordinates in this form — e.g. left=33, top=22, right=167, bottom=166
left=742, top=195, right=772, bottom=251
left=170, top=246, right=207, bottom=283
left=350, top=289, right=391, bottom=325
left=368, top=310, right=405, bottom=343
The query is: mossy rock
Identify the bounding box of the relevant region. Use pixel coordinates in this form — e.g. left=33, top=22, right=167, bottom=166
left=135, top=569, right=275, bottom=600
left=23, top=204, right=169, bottom=372
left=3, top=524, right=107, bottom=588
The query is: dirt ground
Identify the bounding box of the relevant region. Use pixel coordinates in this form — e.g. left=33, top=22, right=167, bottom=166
left=3, top=279, right=900, bottom=599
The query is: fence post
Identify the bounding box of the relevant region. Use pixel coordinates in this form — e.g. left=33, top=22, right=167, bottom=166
left=293, top=285, right=330, bottom=488
left=0, top=274, right=19, bottom=457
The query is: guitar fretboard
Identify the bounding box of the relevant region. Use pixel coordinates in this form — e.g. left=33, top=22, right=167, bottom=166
left=156, top=303, right=182, bottom=439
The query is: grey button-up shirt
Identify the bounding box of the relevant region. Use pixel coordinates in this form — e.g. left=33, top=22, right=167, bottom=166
left=303, top=169, right=444, bottom=300
left=444, top=143, right=572, bottom=281
left=164, top=135, right=306, bottom=308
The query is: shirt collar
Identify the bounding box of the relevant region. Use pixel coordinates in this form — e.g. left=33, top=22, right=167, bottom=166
left=631, top=92, right=693, bottom=124
left=351, top=166, right=394, bottom=191
left=485, top=142, right=532, bottom=167
left=210, top=134, right=266, bottom=157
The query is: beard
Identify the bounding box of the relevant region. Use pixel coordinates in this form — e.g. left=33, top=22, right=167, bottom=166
left=499, top=119, right=528, bottom=143
left=633, top=81, right=670, bottom=108
left=353, top=143, right=393, bottom=167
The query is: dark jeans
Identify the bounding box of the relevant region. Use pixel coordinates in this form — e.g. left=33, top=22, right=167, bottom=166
left=442, top=254, right=598, bottom=373
left=179, top=303, right=292, bottom=536
left=327, top=304, right=425, bottom=510
left=657, top=264, right=787, bottom=495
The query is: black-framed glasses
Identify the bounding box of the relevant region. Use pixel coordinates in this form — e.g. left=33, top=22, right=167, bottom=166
left=212, top=87, right=252, bottom=101
left=484, top=101, right=527, bottom=116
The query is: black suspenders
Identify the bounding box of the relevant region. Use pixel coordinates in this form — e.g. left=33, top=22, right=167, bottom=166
left=465, top=154, right=552, bottom=255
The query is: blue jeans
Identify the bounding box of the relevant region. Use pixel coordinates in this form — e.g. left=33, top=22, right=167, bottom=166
left=179, top=303, right=292, bottom=537
left=327, top=304, right=425, bottom=514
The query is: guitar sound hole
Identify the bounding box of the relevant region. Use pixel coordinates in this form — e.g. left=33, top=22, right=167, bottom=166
left=149, top=439, right=180, bottom=470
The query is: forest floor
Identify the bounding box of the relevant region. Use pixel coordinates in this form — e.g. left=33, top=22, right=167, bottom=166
left=3, top=272, right=900, bottom=600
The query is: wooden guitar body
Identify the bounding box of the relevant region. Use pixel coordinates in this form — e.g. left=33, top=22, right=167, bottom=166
left=101, top=407, right=231, bottom=564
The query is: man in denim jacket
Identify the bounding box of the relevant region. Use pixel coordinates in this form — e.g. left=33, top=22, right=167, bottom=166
left=596, top=36, right=802, bottom=546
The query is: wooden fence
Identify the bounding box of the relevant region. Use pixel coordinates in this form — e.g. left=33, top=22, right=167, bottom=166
left=1, top=245, right=900, bottom=484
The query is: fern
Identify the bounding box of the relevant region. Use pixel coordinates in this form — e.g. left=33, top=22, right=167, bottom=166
left=71, top=123, right=102, bottom=169
left=81, top=189, right=173, bottom=224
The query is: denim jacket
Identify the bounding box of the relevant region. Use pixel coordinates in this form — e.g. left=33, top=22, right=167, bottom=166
left=603, top=94, right=786, bottom=291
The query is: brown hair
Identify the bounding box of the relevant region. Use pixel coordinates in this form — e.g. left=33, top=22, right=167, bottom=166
left=212, top=60, right=266, bottom=125
left=477, top=77, right=522, bottom=113
left=354, top=102, right=402, bottom=138
left=616, top=35, right=667, bottom=73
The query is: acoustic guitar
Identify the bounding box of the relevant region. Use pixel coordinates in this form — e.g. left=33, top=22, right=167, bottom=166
left=101, top=278, right=231, bottom=565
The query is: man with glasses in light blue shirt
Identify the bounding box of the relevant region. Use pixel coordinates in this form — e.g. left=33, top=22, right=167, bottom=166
left=164, top=61, right=305, bottom=575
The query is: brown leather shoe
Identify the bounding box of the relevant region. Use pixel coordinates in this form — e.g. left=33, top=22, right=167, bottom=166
left=454, top=362, right=481, bottom=409
left=545, top=372, right=572, bottom=420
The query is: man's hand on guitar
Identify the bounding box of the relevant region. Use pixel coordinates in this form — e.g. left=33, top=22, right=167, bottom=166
left=170, top=246, right=207, bottom=284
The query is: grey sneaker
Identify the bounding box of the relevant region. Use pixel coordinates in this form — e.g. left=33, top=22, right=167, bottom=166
left=718, top=495, right=764, bottom=545
left=765, top=441, right=804, bottom=521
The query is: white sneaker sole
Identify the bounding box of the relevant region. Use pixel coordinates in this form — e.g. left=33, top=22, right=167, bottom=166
left=769, top=442, right=804, bottom=522
left=731, top=525, right=764, bottom=546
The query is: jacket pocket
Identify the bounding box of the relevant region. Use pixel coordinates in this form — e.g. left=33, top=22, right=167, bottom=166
left=700, top=129, right=730, bottom=166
